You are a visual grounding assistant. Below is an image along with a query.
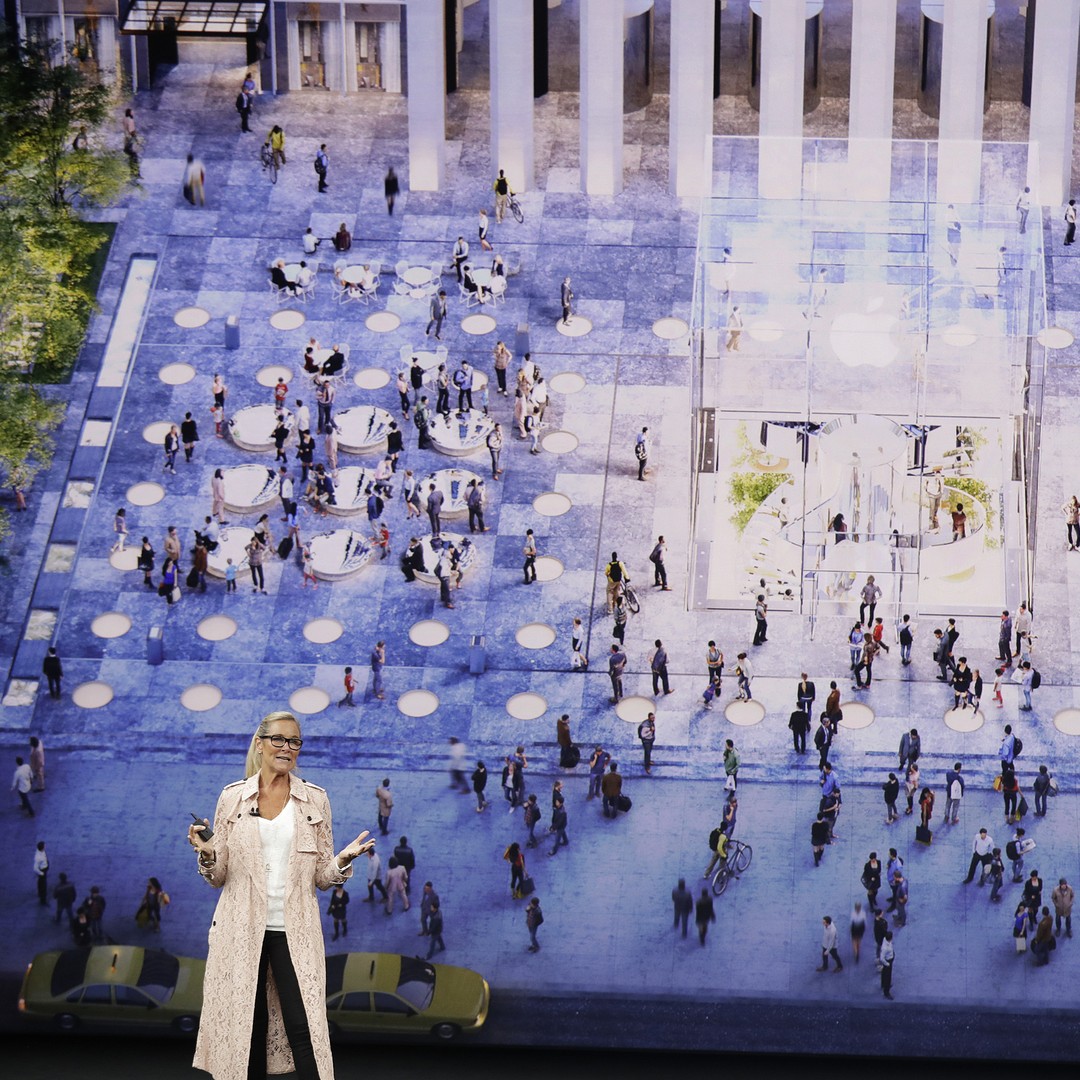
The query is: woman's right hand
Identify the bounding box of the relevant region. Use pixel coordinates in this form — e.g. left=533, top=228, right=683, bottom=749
left=187, top=820, right=215, bottom=860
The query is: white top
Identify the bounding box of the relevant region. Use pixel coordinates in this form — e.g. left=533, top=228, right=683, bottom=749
left=259, top=801, right=295, bottom=930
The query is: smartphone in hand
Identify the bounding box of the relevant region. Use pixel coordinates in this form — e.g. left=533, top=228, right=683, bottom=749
left=190, top=813, right=214, bottom=842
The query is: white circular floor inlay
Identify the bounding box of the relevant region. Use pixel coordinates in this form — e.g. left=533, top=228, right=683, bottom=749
left=516, top=623, right=557, bottom=650
left=270, top=310, right=306, bottom=331
left=197, top=615, right=238, bottom=642
left=533, top=492, right=572, bottom=517
left=615, top=695, right=655, bottom=723
left=409, top=620, right=450, bottom=646
left=725, top=699, right=766, bottom=726
left=507, top=692, right=547, bottom=720
left=555, top=316, right=592, bottom=337
left=159, top=362, right=196, bottom=385
left=462, top=313, right=497, bottom=336
left=1054, top=708, right=1080, bottom=735
left=747, top=320, right=784, bottom=343
left=289, top=687, right=330, bottom=715
left=73, top=681, right=113, bottom=709
left=541, top=431, right=579, bottom=455
left=303, top=618, right=344, bottom=644
left=142, top=421, right=174, bottom=445
left=366, top=311, right=401, bottom=333
left=534, top=556, right=564, bottom=582
left=256, top=365, right=293, bottom=388
left=549, top=372, right=586, bottom=395
left=91, top=612, right=132, bottom=639
left=652, top=316, right=689, bottom=340
left=1038, top=327, right=1074, bottom=350
left=944, top=706, right=983, bottom=733
left=942, top=324, right=977, bottom=348
left=354, top=368, right=391, bottom=390
left=182, top=684, right=223, bottom=712
left=398, top=689, right=439, bottom=717
left=174, top=306, right=210, bottom=328
left=109, top=549, right=139, bottom=571
left=126, top=482, right=165, bottom=507
left=838, top=702, right=875, bottom=729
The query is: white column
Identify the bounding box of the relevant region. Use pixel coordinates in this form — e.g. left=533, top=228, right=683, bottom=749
left=490, top=0, right=535, bottom=191
left=406, top=0, right=446, bottom=191
left=758, top=0, right=805, bottom=199
left=668, top=0, right=714, bottom=197
left=1029, top=0, right=1080, bottom=207
left=937, top=0, right=987, bottom=204
left=847, top=0, right=895, bottom=200
left=579, top=0, right=623, bottom=195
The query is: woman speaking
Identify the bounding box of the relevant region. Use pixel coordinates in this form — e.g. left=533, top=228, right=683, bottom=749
left=187, top=711, right=373, bottom=1080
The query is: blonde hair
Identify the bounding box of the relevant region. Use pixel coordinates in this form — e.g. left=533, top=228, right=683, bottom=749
left=244, top=710, right=301, bottom=778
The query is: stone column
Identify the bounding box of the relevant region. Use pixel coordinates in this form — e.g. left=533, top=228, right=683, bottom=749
left=758, top=0, right=805, bottom=199
left=1029, top=0, right=1080, bottom=207
left=490, top=0, right=535, bottom=191
left=848, top=0, right=896, bottom=200
left=406, top=0, right=447, bottom=191
left=937, top=0, right=988, bottom=204
left=669, top=0, right=715, bottom=197
left=579, top=0, right=623, bottom=195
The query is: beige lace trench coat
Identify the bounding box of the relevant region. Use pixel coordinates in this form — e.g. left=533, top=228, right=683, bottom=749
left=193, top=773, right=352, bottom=1080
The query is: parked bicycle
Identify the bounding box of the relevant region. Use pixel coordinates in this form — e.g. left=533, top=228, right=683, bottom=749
left=710, top=839, right=752, bottom=896
left=260, top=142, right=278, bottom=185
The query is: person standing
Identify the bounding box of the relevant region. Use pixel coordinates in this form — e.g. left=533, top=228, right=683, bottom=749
left=548, top=797, right=569, bottom=855
left=418, top=881, right=440, bottom=936
left=426, top=483, right=444, bottom=537
left=898, top=614, right=914, bottom=665
left=53, top=872, right=76, bottom=925
left=12, top=756, right=34, bottom=816
left=1032, top=906, right=1055, bottom=965
left=327, top=884, right=348, bottom=940
left=987, top=848, right=1005, bottom=902
left=998, top=610, right=1014, bottom=666
left=882, top=772, right=900, bottom=824
left=487, top=423, right=503, bottom=479
left=695, top=889, right=716, bottom=946
left=338, top=667, right=356, bottom=708
left=375, top=779, right=393, bottom=836
left=465, top=480, right=488, bottom=534
left=637, top=713, right=656, bottom=774
left=600, top=762, right=623, bottom=819
left=370, top=641, right=386, bottom=701
left=672, top=878, right=694, bottom=938
left=945, top=762, right=964, bottom=824
left=706, top=641, right=724, bottom=688
left=426, top=290, right=448, bottom=340
left=314, top=143, right=328, bottom=192
left=180, top=412, right=200, bottom=463
left=425, top=901, right=445, bottom=958
left=471, top=761, right=489, bottom=812
left=1063, top=496, right=1080, bottom=551
left=1014, top=603, right=1033, bottom=657
left=724, top=306, right=742, bottom=352
left=522, top=529, right=537, bottom=584
left=384, top=167, right=399, bottom=214
left=384, top=858, right=409, bottom=915
left=608, top=645, right=627, bottom=704
left=854, top=632, right=879, bottom=689
left=650, top=641, right=672, bottom=696
left=492, top=340, right=511, bottom=396
left=41, top=648, right=62, bottom=699
left=393, top=837, right=416, bottom=896
left=452, top=236, right=469, bottom=281
left=163, top=425, right=179, bottom=473
left=818, top=915, right=843, bottom=972
left=859, top=576, right=881, bottom=626
left=880, top=931, right=895, bottom=998
left=84, top=885, right=106, bottom=942
left=1033, top=765, right=1053, bottom=817
left=815, top=718, right=833, bottom=771
left=526, top=896, right=544, bottom=952
left=752, top=594, right=768, bottom=645
left=1066, top=198, right=1077, bottom=246
left=850, top=902, right=867, bottom=963
left=862, top=853, right=882, bottom=911
left=1016, top=186, right=1031, bottom=233
left=789, top=708, right=811, bottom=754
left=560, top=277, right=574, bottom=325
left=478, top=208, right=493, bottom=251
left=33, top=841, right=49, bottom=906
left=1052, top=878, right=1074, bottom=938
left=811, top=814, right=830, bottom=866
left=493, top=168, right=512, bottom=223
left=587, top=746, right=610, bottom=800
left=884, top=849, right=904, bottom=912
left=635, top=427, right=650, bottom=481
left=185, top=710, right=372, bottom=1080
left=962, top=826, right=995, bottom=886
left=236, top=88, right=253, bottom=132
left=892, top=871, right=909, bottom=927
left=723, top=740, right=741, bottom=790
left=648, top=535, right=671, bottom=590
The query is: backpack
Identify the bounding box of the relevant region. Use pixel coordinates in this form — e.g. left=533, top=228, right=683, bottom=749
left=1013, top=736, right=1024, bottom=757
left=648, top=545, right=661, bottom=564
left=709, top=827, right=723, bottom=851
left=1030, top=670, right=1041, bottom=690
left=1005, top=840, right=1018, bottom=860
left=608, top=561, right=622, bottom=582
left=453, top=369, right=468, bottom=388
left=634, top=441, right=647, bottom=460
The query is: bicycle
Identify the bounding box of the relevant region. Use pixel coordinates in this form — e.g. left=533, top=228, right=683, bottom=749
left=260, top=142, right=278, bottom=185
left=508, top=193, right=524, bottom=224
left=622, top=580, right=640, bottom=615
left=710, top=839, right=752, bottom=896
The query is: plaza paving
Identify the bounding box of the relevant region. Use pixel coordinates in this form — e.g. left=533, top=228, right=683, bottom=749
left=4, top=18, right=1080, bottom=1064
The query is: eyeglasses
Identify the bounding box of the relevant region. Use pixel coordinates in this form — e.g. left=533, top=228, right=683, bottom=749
left=259, top=734, right=303, bottom=751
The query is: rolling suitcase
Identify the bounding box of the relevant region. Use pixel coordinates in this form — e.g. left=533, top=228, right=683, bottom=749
left=277, top=536, right=294, bottom=560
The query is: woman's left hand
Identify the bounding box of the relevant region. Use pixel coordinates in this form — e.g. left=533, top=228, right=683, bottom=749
left=336, top=830, right=376, bottom=867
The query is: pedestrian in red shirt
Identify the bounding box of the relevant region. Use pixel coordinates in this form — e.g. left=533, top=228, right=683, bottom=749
left=338, top=666, right=357, bottom=708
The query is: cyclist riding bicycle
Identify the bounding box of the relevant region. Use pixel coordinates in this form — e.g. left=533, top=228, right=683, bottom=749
left=704, top=826, right=729, bottom=878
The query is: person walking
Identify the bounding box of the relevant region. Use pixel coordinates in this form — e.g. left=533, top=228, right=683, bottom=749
left=370, top=641, right=386, bottom=701
left=384, top=857, right=410, bottom=915
left=649, top=535, right=671, bottom=590
left=493, top=168, right=513, bottom=223
left=882, top=772, right=900, bottom=824
left=752, top=594, right=768, bottom=645
left=425, top=901, right=445, bottom=958
left=635, top=427, right=650, bottom=481
left=1007, top=827, right=1034, bottom=882
left=364, top=847, right=388, bottom=903
left=637, top=713, right=656, bottom=774
left=859, top=576, right=881, bottom=626
left=487, top=423, right=503, bottom=479
left=862, top=852, right=882, bottom=911
left=384, top=166, right=399, bottom=214
left=236, top=88, right=253, bottom=132
left=11, top=756, right=34, bottom=816
left=811, top=814, right=830, bottom=866
left=327, top=884, right=348, bottom=940
left=850, top=902, right=866, bottom=963
left=548, top=797, right=569, bottom=855
left=1066, top=198, right=1077, bottom=246
left=426, top=290, right=448, bottom=340
left=723, top=740, right=740, bottom=791
left=314, top=143, right=329, bottom=192
left=605, top=552, right=629, bottom=612
left=33, top=841, right=49, bottom=906
left=338, top=667, right=357, bottom=708
left=898, top=614, right=914, bottom=665
left=963, top=827, right=995, bottom=885
left=818, top=915, right=843, bottom=972
left=471, top=761, right=489, bottom=812
left=375, top=779, right=393, bottom=836
left=163, top=425, right=179, bottom=473
left=42, top=648, right=63, bottom=699
left=182, top=153, right=205, bottom=206
left=1032, top=765, right=1053, bottom=817
left=53, top=872, right=76, bottom=925
left=988, top=848, right=1005, bottom=902
left=84, top=886, right=106, bottom=942
left=526, top=896, right=543, bottom=952
left=880, top=931, right=895, bottom=998
left=608, top=645, right=627, bottom=704
left=504, top=841, right=527, bottom=899
left=180, top=412, right=199, bottom=463
left=523, top=795, right=543, bottom=849
left=892, top=871, right=909, bottom=927
left=1032, top=906, right=1055, bottom=965
left=873, top=908, right=889, bottom=960
left=1052, top=878, right=1074, bottom=938
left=650, top=640, right=672, bottom=696
left=560, top=277, right=574, bottom=325
left=672, top=878, right=694, bottom=938
left=789, top=707, right=811, bottom=754
left=695, top=889, right=716, bottom=946
left=522, top=529, right=537, bottom=584
left=418, top=881, right=440, bottom=937
left=884, top=849, right=904, bottom=913
left=854, top=632, right=879, bottom=689
left=1016, top=186, right=1031, bottom=233
left=724, top=306, right=742, bottom=351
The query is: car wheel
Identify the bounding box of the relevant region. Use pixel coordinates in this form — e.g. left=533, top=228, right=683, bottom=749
left=56, top=1013, right=80, bottom=1032
left=174, top=1015, right=198, bottom=1035
left=431, top=1022, right=460, bottom=1041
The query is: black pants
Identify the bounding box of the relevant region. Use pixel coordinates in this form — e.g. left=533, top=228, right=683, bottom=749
left=792, top=727, right=807, bottom=753
left=753, top=618, right=767, bottom=645
left=457, top=389, right=473, bottom=412
left=367, top=879, right=388, bottom=900
left=250, top=564, right=264, bottom=591
left=496, top=368, right=507, bottom=393
left=859, top=602, right=876, bottom=626
left=652, top=666, right=670, bottom=695
left=653, top=562, right=668, bottom=587
left=249, top=931, right=320, bottom=1080
left=881, top=961, right=893, bottom=996
left=37, top=874, right=48, bottom=905
left=468, top=506, right=485, bottom=533
left=46, top=675, right=61, bottom=697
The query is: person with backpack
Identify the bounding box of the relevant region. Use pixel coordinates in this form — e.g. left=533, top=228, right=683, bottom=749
left=999, top=725, right=1018, bottom=771
left=1007, top=827, right=1035, bottom=882
left=314, top=143, right=329, bottom=192
left=649, top=535, right=671, bottom=590
left=898, top=614, right=914, bottom=665
left=605, top=551, right=629, bottom=612
left=526, top=896, right=544, bottom=951
left=523, top=795, right=543, bottom=848
left=1015, top=661, right=1038, bottom=710
left=637, top=713, right=656, bottom=774
left=493, top=168, right=513, bottom=222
